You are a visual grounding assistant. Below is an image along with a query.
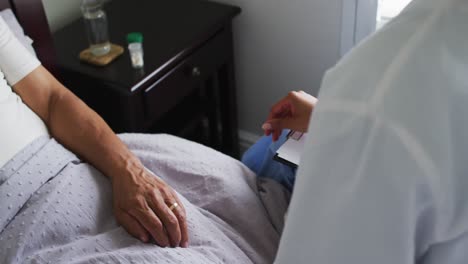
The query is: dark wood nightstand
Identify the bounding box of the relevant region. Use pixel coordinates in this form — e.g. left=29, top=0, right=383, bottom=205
left=53, top=0, right=241, bottom=158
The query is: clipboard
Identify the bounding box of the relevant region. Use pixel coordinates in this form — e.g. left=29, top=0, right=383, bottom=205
left=273, top=131, right=306, bottom=168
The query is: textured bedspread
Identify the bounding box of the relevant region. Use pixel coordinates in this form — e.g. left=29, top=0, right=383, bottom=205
left=0, top=134, right=289, bottom=264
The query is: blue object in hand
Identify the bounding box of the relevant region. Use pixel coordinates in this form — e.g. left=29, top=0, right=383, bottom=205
left=241, top=130, right=297, bottom=191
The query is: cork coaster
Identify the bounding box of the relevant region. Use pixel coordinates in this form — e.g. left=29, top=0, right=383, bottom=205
left=79, top=43, right=124, bottom=66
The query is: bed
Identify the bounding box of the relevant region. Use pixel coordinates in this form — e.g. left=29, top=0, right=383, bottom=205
left=0, top=1, right=289, bottom=263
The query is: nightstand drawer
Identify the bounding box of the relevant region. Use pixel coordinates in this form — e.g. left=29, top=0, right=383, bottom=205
left=143, top=28, right=229, bottom=122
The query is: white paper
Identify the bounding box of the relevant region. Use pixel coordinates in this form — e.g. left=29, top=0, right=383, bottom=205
left=276, top=132, right=307, bottom=166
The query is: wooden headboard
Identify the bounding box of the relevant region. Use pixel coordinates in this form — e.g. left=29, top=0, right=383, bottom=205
left=0, top=0, right=56, bottom=72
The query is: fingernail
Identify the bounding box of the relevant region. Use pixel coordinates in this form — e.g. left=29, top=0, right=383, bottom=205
left=182, top=241, right=189, bottom=248
left=140, top=235, right=148, bottom=243
left=262, top=123, right=272, bottom=130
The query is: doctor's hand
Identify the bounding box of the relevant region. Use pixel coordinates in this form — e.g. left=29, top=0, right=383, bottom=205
left=263, top=91, right=318, bottom=141
left=110, top=163, right=189, bottom=248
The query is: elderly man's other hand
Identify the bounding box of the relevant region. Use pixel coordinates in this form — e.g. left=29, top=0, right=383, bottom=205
left=111, top=163, right=189, bottom=248
left=263, top=91, right=318, bottom=141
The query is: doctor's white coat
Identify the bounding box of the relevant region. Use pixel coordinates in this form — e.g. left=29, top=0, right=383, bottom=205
left=276, top=0, right=468, bottom=263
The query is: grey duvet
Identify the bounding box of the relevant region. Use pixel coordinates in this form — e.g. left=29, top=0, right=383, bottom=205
left=0, top=134, right=289, bottom=264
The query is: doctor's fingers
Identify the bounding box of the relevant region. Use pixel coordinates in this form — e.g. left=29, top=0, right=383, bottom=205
left=280, top=91, right=316, bottom=113
left=264, top=92, right=303, bottom=136
left=128, top=202, right=170, bottom=247
left=148, top=191, right=182, bottom=248
left=267, top=97, right=294, bottom=121
left=266, top=117, right=308, bottom=134
left=291, top=91, right=318, bottom=112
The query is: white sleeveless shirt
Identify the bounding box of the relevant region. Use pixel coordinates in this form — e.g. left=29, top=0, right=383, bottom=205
left=0, top=17, right=49, bottom=168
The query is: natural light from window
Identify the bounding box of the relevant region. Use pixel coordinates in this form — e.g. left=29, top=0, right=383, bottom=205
left=377, top=0, right=413, bottom=29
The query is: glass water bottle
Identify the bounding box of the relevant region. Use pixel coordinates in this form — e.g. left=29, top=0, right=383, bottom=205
left=81, top=0, right=111, bottom=56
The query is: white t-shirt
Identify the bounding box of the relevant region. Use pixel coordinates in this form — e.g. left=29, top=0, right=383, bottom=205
left=276, top=0, right=468, bottom=263
left=0, top=17, right=49, bottom=168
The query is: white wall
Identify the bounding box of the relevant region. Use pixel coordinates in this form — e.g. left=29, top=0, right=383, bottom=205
left=216, top=0, right=344, bottom=139
left=42, top=0, right=346, bottom=143
left=42, top=0, right=82, bottom=32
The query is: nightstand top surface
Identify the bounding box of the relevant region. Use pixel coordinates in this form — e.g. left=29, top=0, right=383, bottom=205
left=53, top=0, right=240, bottom=93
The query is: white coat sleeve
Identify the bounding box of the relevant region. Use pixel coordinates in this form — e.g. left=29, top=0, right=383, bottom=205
left=274, top=106, right=439, bottom=264
left=275, top=0, right=468, bottom=262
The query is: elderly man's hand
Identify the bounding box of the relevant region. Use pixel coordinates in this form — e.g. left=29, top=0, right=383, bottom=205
left=14, top=59, right=189, bottom=247
left=110, top=164, right=189, bottom=248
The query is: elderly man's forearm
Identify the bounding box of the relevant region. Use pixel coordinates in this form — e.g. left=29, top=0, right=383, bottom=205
left=46, top=87, right=142, bottom=181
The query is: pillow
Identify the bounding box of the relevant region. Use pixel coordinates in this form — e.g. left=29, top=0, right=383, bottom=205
left=0, top=9, right=37, bottom=57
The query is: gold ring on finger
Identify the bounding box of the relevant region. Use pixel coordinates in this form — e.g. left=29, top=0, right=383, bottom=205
left=168, top=202, right=179, bottom=211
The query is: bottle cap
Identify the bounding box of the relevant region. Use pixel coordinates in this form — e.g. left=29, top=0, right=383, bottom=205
left=127, top=32, right=143, bottom=43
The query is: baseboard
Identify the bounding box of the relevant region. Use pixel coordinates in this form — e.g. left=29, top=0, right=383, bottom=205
left=238, top=130, right=261, bottom=155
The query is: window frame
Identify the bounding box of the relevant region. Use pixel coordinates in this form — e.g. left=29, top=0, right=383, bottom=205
left=340, top=0, right=378, bottom=56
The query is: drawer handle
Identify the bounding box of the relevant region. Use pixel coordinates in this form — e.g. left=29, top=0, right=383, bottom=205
left=191, top=67, right=201, bottom=77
